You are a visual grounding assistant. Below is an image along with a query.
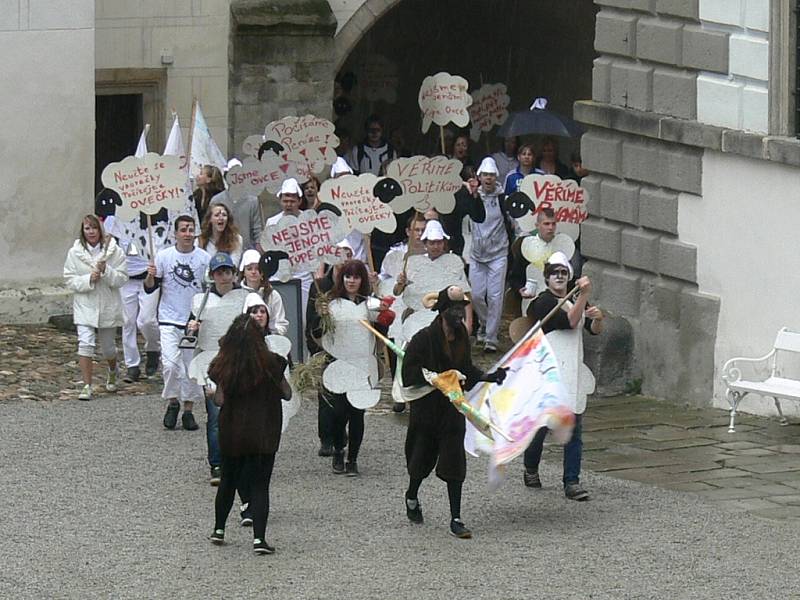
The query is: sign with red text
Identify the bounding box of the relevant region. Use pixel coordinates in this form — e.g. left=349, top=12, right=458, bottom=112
left=101, top=153, right=187, bottom=221
left=385, top=156, right=462, bottom=214
left=264, top=115, right=339, bottom=176
left=418, top=72, right=472, bottom=134
left=318, top=173, right=397, bottom=234
left=259, top=209, right=349, bottom=276
left=226, top=155, right=296, bottom=198
left=468, top=83, right=510, bottom=142
left=519, top=174, right=590, bottom=240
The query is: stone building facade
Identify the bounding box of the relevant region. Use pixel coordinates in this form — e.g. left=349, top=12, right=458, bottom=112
left=2, top=0, right=799, bottom=419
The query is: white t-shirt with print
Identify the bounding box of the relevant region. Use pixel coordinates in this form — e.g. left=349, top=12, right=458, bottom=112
left=155, top=246, right=211, bottom=326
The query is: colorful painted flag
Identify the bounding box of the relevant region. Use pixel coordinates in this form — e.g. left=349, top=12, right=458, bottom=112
left=465, top=324, right=575, bottom=490
left=189, top=101, right=227, bottom=178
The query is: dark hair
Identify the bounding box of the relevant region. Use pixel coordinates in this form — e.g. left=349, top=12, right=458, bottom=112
left=537, top=207, right=556, bottom=220
left=208, top=313, right=281, bottom=399
left=364, top=114, right=384, bottom=131
left=79, top=214, right=106, bottom=251
left=174, top=214, right=195, bottom=231
left=543, top=261, right=572, bottom=281
left=199, top=202, right=241, bottom=253
left=331, top=259, right=371, bottom=300
left=246, top=303, right=271, bottom=333
left=460, top=165, right=477, bottom=181
left=406, top=211, right=426, bottom=230
left=518, top=143, right=536, bottom=157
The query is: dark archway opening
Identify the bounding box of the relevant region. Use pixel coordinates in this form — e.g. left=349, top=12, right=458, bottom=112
left=335, top=0, right=597, bottom=162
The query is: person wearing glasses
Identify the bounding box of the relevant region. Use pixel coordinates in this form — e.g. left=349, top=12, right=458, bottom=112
left=522, top=251, right=604, bottom=501
left=346, top=114, right=397, bottom=176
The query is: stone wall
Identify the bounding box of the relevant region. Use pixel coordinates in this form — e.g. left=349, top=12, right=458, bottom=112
left=228, top=0, right=337, bottom=156
left=579, top=0, right=725, bottom=406
left=95, top=0, right=231, bottom=152
left=0, top=0, right=95, bottom=322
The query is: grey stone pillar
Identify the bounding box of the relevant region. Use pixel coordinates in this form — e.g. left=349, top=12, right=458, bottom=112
left=229, top=0, right=337, bottom=156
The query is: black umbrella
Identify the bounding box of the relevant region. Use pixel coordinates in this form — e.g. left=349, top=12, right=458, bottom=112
left=497, top=102, right=584, bottom=138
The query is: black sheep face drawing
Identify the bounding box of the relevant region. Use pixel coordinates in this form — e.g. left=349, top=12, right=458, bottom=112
left=316, top=203, right=342, bottom=217
left=257, top=141, right=285, bottom=161
left=259, top=250, right=290, bottom=280
left=139, top=208, right=170, bottom=234
left=95, top=189, right=122, bottom=218
left=373, top=178, right=403, bottom=205
left=505, top=192, right=535, bottom=219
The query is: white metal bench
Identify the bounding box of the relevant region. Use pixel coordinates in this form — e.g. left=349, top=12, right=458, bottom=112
left=721, top=328, right=800, bottom=433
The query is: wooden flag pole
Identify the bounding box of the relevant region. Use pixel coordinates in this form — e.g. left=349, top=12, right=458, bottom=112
left=146, top=214, right=155, bottom=260
left=185, top=98, right=198, bottom=176
left=439, top=125, right=446, bottom=156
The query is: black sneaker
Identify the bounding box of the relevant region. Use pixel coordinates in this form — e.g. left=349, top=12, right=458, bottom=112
left=449, top=518, right=472, bottom=539
left=392, top=402, right=406, bottom=413
left=145, top=351, right=160, bottom=377
left=253, top=538, right=275, bottom=555
left=209, top=465, right=221, bottom=486
left=345, top=461, right=359, bottom=477
left=564, top=483, right=590, bottom=501
left=240, top=504, right=253, bottom=527
left=523, top=469, right=542, bottom=488
left=405, top=496, right=423, bottom=524
left=318, top=443, right=333, bottom=457
left=163, top=402, right=180, bottom=429
left=123, top=366, right=140, bottom=383
left=209, top=529, right=225, bottom=545
left=182, top=411, right=199, bottom=431
left=332, top=451, right=345, bottom=474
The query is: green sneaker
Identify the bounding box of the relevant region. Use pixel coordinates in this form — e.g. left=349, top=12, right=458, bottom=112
left=78, top=384, right=93, bottom=401
left=105, top=368, right=118, bottom=392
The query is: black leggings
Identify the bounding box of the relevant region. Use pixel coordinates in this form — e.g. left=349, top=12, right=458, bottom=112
left=328, top=390, right=365, bottom=462
left=214, top=453, right=275, bottom=540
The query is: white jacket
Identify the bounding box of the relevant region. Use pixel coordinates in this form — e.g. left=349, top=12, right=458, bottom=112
left=63, top=238, right=128, bottom=328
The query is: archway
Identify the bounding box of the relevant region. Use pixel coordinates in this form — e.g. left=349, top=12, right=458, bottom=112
left=333, top=0, right=597, bottom=160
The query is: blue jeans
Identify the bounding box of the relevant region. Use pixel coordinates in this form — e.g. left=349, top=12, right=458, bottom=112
left=206, top=389, right=221, bottom=467
left=523, top=413, right=583, bottom=486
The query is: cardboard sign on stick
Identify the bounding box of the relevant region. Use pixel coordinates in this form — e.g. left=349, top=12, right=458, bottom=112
left=318, top=173, right=397, bottom=234
left=264, top=115, right=339, bottom=175
left=101, top=153, right=187, bottom=222
left=385, top=156, right=462, bottom=214
left=418, top=72, right=472, bottom=134
left=468, top=83, right=510, bottom=142
left=226, top=155, right=292, bottom=198
left=259, top=209, right=349, bottom=278
left=519, top=174, right=591, bottom=240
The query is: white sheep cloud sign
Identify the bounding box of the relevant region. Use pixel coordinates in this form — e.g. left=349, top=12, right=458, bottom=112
left=385, top=156, right=462, bottom=214
left=318, top=173, right=397, bottom=235
left=468, top=83, right=510, bottom=142
left=264, top=115, right=339, bottom=175
left=101, top=153, right=187, bottom=222
left=259, top=209, right=349, bottom=277
left=418, top=72, right=472, bottom=134
left=519, top=174, right=591, bottom=240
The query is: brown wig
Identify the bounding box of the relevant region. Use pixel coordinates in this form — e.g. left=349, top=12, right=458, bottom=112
left=79, top=214, right=107, bottom=251
left=331, top=259, right=370, bottom=301
left=199, top=202, right=241, bottom=253
left=208, top=313, right=281, bottom=399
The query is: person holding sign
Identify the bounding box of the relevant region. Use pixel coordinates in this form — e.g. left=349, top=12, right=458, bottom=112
left=63, top=215, right=128, bottom=401
left=522, top=252, right=603, bottom=501
left=401, top=286, right=507, bottom=539
left=207, top=313, right=292, bottom=555
left=145, top=215, right=211, bottom=431
left=198, top=203, right=243, bottom=268
left=469, top=157, right=513, bottom=353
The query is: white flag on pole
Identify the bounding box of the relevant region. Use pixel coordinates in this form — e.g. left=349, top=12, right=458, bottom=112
left=135, top=124, right=151, bottom=158
left=163, top=114, right=188, bottom=170
left=189, top=102, right=226, bottom=177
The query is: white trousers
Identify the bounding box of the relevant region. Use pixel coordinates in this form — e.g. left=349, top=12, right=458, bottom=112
left=77, top=325, right=117, bottom=359
left=159, top=325, right=204, bottom=403
left=121, top=278, right=160, bottom=368
left=469, top=256, right=508, bottom=345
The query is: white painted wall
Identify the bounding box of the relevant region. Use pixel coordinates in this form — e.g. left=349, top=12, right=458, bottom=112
left=679, top=151, right=800, bottom=417
left=696, top=0, right=769, bottom=133
left=95, top=0, right=230, bottom=154
left=0, top=1, right=95, bottom=283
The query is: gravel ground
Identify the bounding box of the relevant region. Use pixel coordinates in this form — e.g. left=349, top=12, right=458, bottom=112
left=2, top=392, right=799, bottom=600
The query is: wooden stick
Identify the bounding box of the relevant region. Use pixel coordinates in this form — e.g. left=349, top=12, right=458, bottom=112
left=365, top=233, right=376, bottom=273
left=524, top=284, right=581, bottom=340
left=439, top=125, right=446, bottom=156
left=146, top=214, right=155, bottom=260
